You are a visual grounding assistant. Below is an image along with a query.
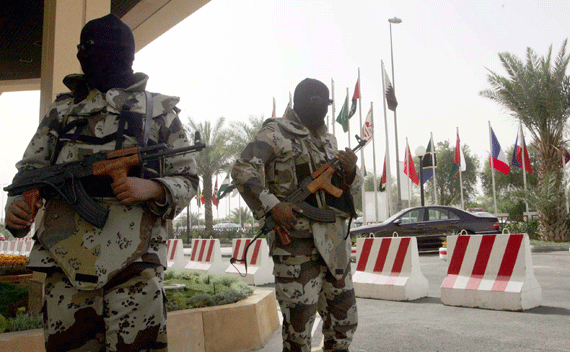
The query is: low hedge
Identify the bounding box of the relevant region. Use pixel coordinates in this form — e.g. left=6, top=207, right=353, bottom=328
left=164, top=269, right=254, bottom=311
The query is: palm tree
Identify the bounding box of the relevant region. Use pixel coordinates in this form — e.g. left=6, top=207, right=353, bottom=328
left=227, top=115, right=266, bottom=155
left=186, top=117, right=234, bottom=236
left=480, top=40, right=570, bottom=242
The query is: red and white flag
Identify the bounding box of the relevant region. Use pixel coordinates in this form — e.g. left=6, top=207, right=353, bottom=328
left=362, top=106, right=373, bottom=144
left=404, top=142, right=419, bottom=185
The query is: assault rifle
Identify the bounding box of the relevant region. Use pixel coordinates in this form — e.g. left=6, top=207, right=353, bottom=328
left=4, top=132, right=206, bottom=228
left=230, top=135, right=367, bottom=271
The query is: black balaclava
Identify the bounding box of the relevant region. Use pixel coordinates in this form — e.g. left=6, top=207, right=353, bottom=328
left=293, top=78, right=331, bottom=131
left=77, top=14, right=136, bottom=93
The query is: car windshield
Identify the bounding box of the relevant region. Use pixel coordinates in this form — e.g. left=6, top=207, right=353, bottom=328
left=382, top=209, right=409, bottom=224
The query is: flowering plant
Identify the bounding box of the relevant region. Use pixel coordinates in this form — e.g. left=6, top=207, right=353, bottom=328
left=0, top=255, right=31, bottom=276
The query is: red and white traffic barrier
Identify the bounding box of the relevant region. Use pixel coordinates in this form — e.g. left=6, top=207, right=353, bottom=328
left=12, top=238, right=25, bottom=256
left=166, top=239, right=187, bottom=269
left=440, top=233, right=541, bottom=311
left=184, top=238, right=226, bottom=274
left=0, top=240, right=10, bottom=254
left=20, top=238, right=34, bottom=257
left=439, top=247, right=448, bottom=261
left=225, top=238, right=273, bottom=286
left=5, top=240, right=18, bottom=256
left=353, top=236, right=428, bottom=301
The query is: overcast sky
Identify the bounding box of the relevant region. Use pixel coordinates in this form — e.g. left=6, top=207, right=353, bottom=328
left=2, top=0, right=570, bottom=219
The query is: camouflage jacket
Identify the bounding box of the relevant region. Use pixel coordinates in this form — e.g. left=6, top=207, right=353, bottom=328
left=231, top=107, right=362, bottom=279
left=6, top=72, right=198, bottom=289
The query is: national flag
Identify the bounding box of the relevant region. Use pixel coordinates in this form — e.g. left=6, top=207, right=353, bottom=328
left=363, top=164, right=367, bottom=177
left=195, top=185, right=201, bottom=207
left=404, top=143, right=419, bottom=185
left=362, top=106, right=373, bottom=145
left=212, top=179, right=219, bottom=207
left=283, top=92, right=292, bottom=117
left=382, top=66, right=398, bottom=111
left=489, top=127, right=510, bottom=176
left=272, top=97, right=276, bottom=118
left=217, top=174, right=231, bottom=199
left=348, top=78, right=359, bottom=118
left=448, top=132, right=466, bottom=179
left=336, top=92, right=350, bottom=132
left=200, top=193, right=205, bottom=205
left=421, top=137, right=437, bottom=183
left=380, top=155, right=387, bottom=192
left=511, top=129, right=533, bottom=175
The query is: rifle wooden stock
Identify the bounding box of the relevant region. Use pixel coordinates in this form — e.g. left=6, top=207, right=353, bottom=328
left=306, top=162, right=343, bottom=198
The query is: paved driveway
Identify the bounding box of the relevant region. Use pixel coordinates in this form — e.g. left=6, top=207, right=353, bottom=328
left=252, top=250, right=570, bottom=352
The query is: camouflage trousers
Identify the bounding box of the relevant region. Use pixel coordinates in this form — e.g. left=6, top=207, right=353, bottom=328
left=43, top=264, right=167, bottom=352
left=273, top=253, right=358, bottom=352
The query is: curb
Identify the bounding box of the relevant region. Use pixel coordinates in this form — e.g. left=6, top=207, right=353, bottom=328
left=530, top=245, right=570, bottom=253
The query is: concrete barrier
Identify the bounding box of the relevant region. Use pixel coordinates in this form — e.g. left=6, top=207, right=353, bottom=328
left=353, top=236, right=428, bottom=301
left=184, top=238, right=226, bottom=274
left=0, top=240, right=9, bottom=254
left=5, top=240, right=17, bottom=255
left=225, top=238, right=273, bottom=286
left=166, top=239, right=187, bottom=269
left=440, top=233, right=542, bottom=311
left=20, top=238, right=34, bottom=257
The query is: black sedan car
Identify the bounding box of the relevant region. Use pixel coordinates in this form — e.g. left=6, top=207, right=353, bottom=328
left=350, top=206, right=500, bottom=252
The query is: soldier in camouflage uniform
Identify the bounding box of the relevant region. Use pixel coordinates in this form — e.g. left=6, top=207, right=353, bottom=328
left=5, top=14, right=198, bottom=352
left=231, top=78, right=361, bottom=352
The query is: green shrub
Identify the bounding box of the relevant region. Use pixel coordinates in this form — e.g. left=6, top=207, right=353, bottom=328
left=188, top=293, right=214, bottom=308
left=505, top=220, right=539, bottom=239
left=4, top=312, right=42, bottom=332
left=0, top=281, right=28, bottom=317
left=0, top=314, right=7, bottom=333
left=163, top=269, right=255, bottom=312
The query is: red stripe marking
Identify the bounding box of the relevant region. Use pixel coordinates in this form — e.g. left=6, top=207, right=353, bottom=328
left=492, top=234, right=523, bottom=292
left=465, top=235, right=496, bottom=290
left=170, top=240, right=178, bottom=260
left=166, top=240, right=171, bottom=253
left=373, top=238, right=392, bottom=273
left=197, top=239, right=207, bottom=261
left=190, top=240, right=199, bottom=261
left=356, top=238, right=374, bottom=271
left=205, top=240, right=215, bottom=262
left=233, top=239, right=242, bottom=259
left=243, top=239, right=251, bottom=260
left=441, top=235, right=471, bottom=289
left=250, top=239, right=262, bottom=265
left=391, top=238, right=410, bottom=274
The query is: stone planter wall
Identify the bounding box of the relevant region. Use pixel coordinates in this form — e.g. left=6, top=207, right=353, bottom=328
left=0, top=289, right=280, bottom=352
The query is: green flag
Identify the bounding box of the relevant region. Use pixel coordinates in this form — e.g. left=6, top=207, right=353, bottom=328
left=336, top=93, right=349, bottom=132
left=217, top=174, right=231, bottom=199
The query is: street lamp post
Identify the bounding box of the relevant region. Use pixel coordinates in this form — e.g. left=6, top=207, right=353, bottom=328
left=388, top=16, right=402, bottom=210
left=415, top=146, right=426, bottom=207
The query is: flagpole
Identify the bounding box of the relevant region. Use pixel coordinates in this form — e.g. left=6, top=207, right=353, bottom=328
left=456, top=127, right=465, bottom=210
left=404, top=137, right=408, bottom=208
left=488, top=121, right=498, bottom=214
left=331, top=78, right=336, bottom=136
left=346, top=87, right=351, bottom=149
left=371, top=102, right=379, bottom=222
left=357, top=68, right=366, bottom=225
left=381, top=60, right=393, bottom=216
left=519, top=123, right=529, bottom=215
left=431, top=132, right=438, bottom=205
